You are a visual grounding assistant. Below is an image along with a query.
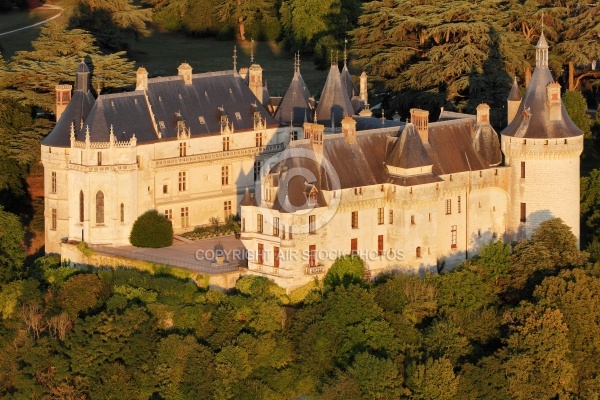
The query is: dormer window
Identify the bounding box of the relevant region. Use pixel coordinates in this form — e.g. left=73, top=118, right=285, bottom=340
left=308, top=189, right=317, bottom=205
left=198, top=116, right=205, bottom=124
left=235, top=112, right=241, bottom=120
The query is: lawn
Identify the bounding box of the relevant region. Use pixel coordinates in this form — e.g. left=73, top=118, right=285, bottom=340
left=0, top=6, right=65, bottom=58
left=129, top=30, right=340, bottom=97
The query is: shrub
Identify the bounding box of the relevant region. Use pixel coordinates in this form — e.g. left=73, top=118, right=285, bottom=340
left=130, top=210, right=173, bottom=248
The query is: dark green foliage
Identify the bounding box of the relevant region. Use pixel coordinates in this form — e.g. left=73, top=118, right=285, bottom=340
left=563, top=90, right=591, bottom=138
left=58, top=274, right=108, bottom=318
left=0, top=207, right=25, bottom=284
left=129, top=209, right=173, bottom=248
left=323, top=254, right=365, bottom=290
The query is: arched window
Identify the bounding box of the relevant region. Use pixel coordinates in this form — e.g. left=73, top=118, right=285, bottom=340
left=96, top=191, right=104, bottom=224
left=416, top=246, right=421, bottom=258
left=79, top=191, right=84, bottom=223
left=120, top=203, right=124, bottom=223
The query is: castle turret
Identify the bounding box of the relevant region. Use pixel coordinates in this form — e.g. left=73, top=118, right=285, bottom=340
left=507, top=77, right=521, bottom=125
left=410, top=108, right=429, bottom=143
left=500, top=32, right=584, bottom=245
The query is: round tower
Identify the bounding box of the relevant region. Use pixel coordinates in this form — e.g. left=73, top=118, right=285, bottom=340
left=501, top=33, right=583, bottom=245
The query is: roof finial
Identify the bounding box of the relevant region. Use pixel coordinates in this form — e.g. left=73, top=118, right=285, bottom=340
left=541, top=11, right=544, bottom=33
left=344, top=38, right=348, bottom=67
left=250, top=37, right=254, bottom=64
left=297, top=52, right=301, bottom=73
left=233, top=45, right=237, bottom=72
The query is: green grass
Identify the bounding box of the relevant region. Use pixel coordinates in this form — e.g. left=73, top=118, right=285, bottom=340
left=0, top=7, right=64, bottom=58
left=129, top=30, right=336, bottom=97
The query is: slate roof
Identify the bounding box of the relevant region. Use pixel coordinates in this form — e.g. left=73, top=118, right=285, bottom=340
left=274, top=69, right=313, bottom=126
left=64, top=70, right=279, bottom=145
left=473, top=123, right=502, bottom=166
left=385, top=123, right=434, bottom=169
left=508, top=77, right=521, bottom=101
left=501, top=35, right=582, bottom=139
left=315, top=64, right=355, bottom=126
left=341, top=65, right=358, bottom=100
left=42, top=63, right=95, bottom=147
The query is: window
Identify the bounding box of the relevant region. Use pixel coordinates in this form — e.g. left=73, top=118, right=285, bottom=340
left=163, top=184, right=168, bottom=194
left=79, top=191, right=84, bottom=222
left=351, top=238, right=358, bottom=254
left=520, top=202, right=526, bottom=223
left=309, top=215, right=316, bottom=234
left=273, top=217, right=280, bottom=236
left=416, top=246, right=422, bottom=258
left=429, top=213, right=431, bottom=221
left=222, top=165, right=229, bottom=185
left=445, top=199, right=451, bottom=215
left=521, top=161, right=525, bottom=179
left=235, top=112, right=242, bottom=120
left=199, top=116, right=206, bottom=124
left=96, top=191, right=104, bottom=224
left=255, top=132, right=263, bottom=147
left=51, top=208, right=57, bottom=230
left=458, top=196, right=461, bottom=213
left=51, top=172, right=57, bottom=193
left=389, top=210, right=393, bottom=224
left=257, top=214, right=263, bottom=233
left=136, top=156, right=141, bottom=168
left=410, top=215, right=415, bottom=225
left=308, top=190, right=317, bottom=205
left=377, top=208, right=384, bottom=225
left=378, top=235, right=384, bottom=256
left=309, top=245, right=316, bottom=267
left=179, top=171, right=187, bottom=191
left=224, top=201, right=232, bottom=220
left=120, top=203, right=124, bottom=223
left=478, top=228, right=482, bottom=238
left=451, top=225, right=457, bottom=249
left=253, top=161, right=261, bottom=181
left=179, top=142, right=187, bottom=157
left=181, top=207, right=189, bottom=227
left=289, top=226, right=293, bottom=239
left=165, top=209, right=172, bottom=222
left=97, top=152, right=102, bottom=166
left=223, top=136, right=230, bottom=151
left=274, top=246, right=280, bottom=268
left=241, top=218, right=245, bottom=232
left=351, top=211, right=358, bottom=229
left=258, top=243, right=264, bottom=264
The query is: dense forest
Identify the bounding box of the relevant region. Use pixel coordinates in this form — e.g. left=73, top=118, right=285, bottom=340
left=0, top=217, right=599, bottom=398
left=1, top=2, right=600, bottom=397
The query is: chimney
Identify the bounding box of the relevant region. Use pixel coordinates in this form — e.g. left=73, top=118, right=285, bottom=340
left=248, top=64, right=263, bottom=104
left=476, top=103, right=490, bottom=125
left=341, top=116, right=357, bottom=144
left=178, top=62, right=193, bottom=85
left=547, top=82, right=562, bottom=121
left=410, top=108, right=429, bottom=143
left=304, top=122, right=324, bottom=154
left=136, top=67, right=148, bottom=91
left=360, top=71, right=368, bottom=105
left=55, top=84, right=72, bottom=121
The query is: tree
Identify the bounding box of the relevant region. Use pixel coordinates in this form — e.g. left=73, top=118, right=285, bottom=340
left=215, top=0, right=277, bottom=41
left=406, top=357, right=459, bottom=400
left=129, top=210, right=173, bottom=248
left=352, top=0, right=529, bottom=111
left=62, top=0, right=153, bottom=50
left=503, top=305, right=576, bottom=399
left=473, top=240, right=511, bottom=286
left=8, top=22, right=135, bottom=111
left=563, top=89, right=591, bottom=138
left=323, top=255, right=365, bottom=290
left=58, top=274, right=108, bottom=319
left=581, top=169, right=600, bottom=242
left=0, top=207, right=25, bottom=284
left=280, top=0, right=361, bottom=68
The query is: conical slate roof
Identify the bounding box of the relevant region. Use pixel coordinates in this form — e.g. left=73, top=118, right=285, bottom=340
left=501, top=34, right=582, bottom=139
left=385, top=123, right=433, bottom=170
left=508, top=77, right=521, bottom=101
left=274, top=69, right=313, bottom=126
left=340, top=64, right=358, bottom=100
left=315, top=64, right=354, bottom=126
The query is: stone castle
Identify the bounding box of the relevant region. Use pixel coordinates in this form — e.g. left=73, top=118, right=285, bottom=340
left=42, top=34, right=582, bottom=290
